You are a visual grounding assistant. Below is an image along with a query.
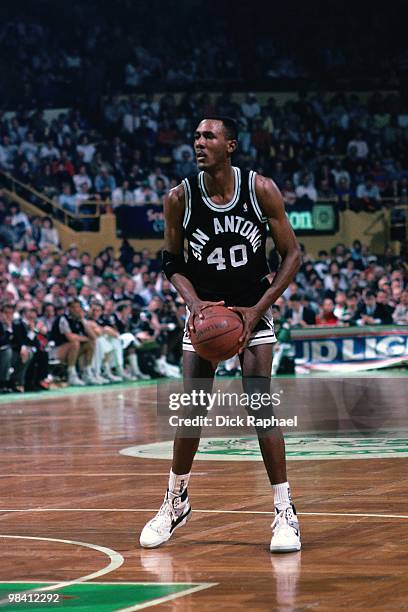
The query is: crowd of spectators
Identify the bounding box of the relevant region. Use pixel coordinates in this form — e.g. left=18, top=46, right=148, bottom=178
left=1, top=0, right=406, bottom=109
left=0, top=174, right=407, bottom=392
left=1, top=91, right=408, bottom=223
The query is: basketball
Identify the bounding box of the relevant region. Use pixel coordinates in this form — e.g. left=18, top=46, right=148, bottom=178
left=190, top=305, right=244, bottom=361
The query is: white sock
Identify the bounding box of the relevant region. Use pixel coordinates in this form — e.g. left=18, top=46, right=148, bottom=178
left=273, top=481, right=292, bottom=512
left=168, top=469, right=190, bottom=496
left=68, top=366, right=77, bottom=376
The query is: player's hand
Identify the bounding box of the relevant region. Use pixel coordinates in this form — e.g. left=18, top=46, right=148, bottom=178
left=227, top=306, right=262, bottom=353
left=187, top=300, right=225, bottom=335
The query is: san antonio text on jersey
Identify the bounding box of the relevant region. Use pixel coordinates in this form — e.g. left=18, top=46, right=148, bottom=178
left=182, top=166, right=271, bottom=306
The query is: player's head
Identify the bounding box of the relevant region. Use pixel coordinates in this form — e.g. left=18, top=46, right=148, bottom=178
left=194, top=117, right=238, bottom=170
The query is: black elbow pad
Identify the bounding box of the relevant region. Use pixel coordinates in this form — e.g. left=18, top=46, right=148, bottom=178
left=162, top=250, right=186, bottom=280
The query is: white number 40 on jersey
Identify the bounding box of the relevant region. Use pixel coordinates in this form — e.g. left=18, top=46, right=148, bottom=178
left=207, top=244, right=248, bottom=270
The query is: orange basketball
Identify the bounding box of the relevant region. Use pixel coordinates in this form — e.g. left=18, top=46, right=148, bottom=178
left=190, top=305, right=244, bottom=361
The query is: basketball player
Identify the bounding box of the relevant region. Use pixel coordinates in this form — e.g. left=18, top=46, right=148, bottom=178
left=140, top=117, right=302, bottom=552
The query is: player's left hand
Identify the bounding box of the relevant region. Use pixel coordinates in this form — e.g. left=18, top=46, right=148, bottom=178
left=227, top=306, right=262, bottom=354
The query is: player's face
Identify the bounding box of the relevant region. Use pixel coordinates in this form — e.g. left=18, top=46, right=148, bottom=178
left=194, top=120, right=236, bottom=170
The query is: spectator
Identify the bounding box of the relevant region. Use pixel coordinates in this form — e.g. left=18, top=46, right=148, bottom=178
left=356, top=175, right=381, bottom=211
left=295, top=173, right=317, bottom=202
left=76, top=135, right=96, bottom=164
left=73, top=165, right=93, bottom=192
left=59, top=183, right=78, bottom=214
left=39, top=217, right=59, bottom=250
left=347, top=131, right=369, bottom=159
left=134, top=182, right=159, bottom=205
left=316, top=298, right=339, bottom=326
left=356, top=290, right=393, bottom=326
left=50, top=298, right=97, bottom=386
left=393, top=290, right=408, bottom=324
left=95, top=166, right=116, bottom=199
left=286, top=294, right=316, bottom=327
left=112, top=180, right=135, bottom=208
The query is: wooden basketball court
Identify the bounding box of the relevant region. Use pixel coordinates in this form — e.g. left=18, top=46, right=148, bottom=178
left=0, top=379, right=407, bottom=610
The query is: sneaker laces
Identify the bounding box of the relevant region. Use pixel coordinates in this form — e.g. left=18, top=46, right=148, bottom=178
left=149, top=494, right=183, bottom=534
left=271, top=506, right=296, bottom=532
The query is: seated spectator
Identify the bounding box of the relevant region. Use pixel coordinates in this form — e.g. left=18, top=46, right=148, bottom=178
left=112, top=180, right=135, bottom=208
left=76, top=135, right=96, bottom=164
left=355, top=176, right=381, bottom=211
left=17, top=306, right=50, bottom=391
left=355, top=290, right=394, bottom=326
left=50, top=298, right=97, bottom=386
left=36, top=164, right=59, bottom=198
left=295, top=173, right=317, bottom=202
left=315, top=298, right=339, bottom=326
left=9, top=204, right=31, bottom=246
left=174, top=150, right=197, bottom=178
left=281, top=179, right=297, bottom=206
left=134, top=182, right=159, bottom=205
left=335, top=177, right=354, bottom=210
left=347, top=131, right=369, bottom=159
left=39, top=217, right=59, bottom=250
left=392, top=290, right=408, bottom=324
left=40, top=139, right=60, bottom=161
left=0, top=303, right=14, bottom=392
left=95, top=166, right=116, bottom=199
left=330, top=160, right=351, bottom=187
left=340, top=292, right=360, bottom=325
left=148, top=167, right=170, bottom=191
left=317, top=179, right=336, bottom=199
left=58, top=183, right=78, bottom=214
left=286, top=294, right=316, bottom=327
left=73, top=165, right=93, bottom=192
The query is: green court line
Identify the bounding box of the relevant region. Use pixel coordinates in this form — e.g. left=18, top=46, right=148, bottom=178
left=0, top=380, right=157, bottom=405
left=0, top=582, right=216, bottom=611
left=0, top=369, right=406, bottom=405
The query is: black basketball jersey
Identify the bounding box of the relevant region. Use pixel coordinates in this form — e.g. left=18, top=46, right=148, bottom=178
left=182, top=166, right=270, bottom=306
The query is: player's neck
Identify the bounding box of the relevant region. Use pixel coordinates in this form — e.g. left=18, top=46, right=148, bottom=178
left=203, top=164, right=234, bottom=202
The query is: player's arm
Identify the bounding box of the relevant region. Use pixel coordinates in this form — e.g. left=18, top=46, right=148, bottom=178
left=163, top=185, right=224, bottom=332
left=230, top=175, right=301, bottom=350
left=254, top=175, right=301, bottom=313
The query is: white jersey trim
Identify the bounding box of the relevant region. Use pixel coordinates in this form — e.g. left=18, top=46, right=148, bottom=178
left=249, top=171, right=267, bottom=223
left=199, top=166, right=241, bottom=212
left=182, top=178, right=192, bottom=228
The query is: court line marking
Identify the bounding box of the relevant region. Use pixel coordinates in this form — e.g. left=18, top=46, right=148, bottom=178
left=0, top=582, right=217, bottom=612
left=116, top=582, right=217, bottom=611
left=0, top=535, right=124, bottom=606
left=0, top=509, right=407, bottom=519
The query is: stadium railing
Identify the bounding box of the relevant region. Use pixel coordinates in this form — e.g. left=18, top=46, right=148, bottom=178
left=0, top=171, right=102, bottom=231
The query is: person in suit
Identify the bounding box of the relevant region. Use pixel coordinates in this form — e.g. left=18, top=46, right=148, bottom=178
left=356, top=290, right=394, bottom=326
left=285, top=294, right=316, bottom=327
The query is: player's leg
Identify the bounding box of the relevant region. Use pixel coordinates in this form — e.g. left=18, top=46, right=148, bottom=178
left=172, top=350, right=215, bottom=473
left=140, top=350, right=216, bottom=548
left=240, top=343, right=301, bottom=553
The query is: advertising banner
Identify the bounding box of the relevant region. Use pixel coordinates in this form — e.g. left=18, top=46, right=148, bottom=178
left=292, top=325, right=408, bottom=372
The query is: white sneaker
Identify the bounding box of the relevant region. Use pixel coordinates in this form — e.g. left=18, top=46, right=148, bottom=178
left=68, top=373, right=85, bottom=386
left=94, top=374, right=111, bottom=385
left=140, top=489, right=191, bottom=548
left=270, top=506, right=301, bottom=553
left=82, top=372, right=100, bottom=385
left=156, top=358, right=180, bottom=378
left=104, top=372, right=122, bottom=383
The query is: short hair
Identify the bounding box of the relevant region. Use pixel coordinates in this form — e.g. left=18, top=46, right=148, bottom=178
left=289, top=293, right=301, bottom=302
left=67, top=298, right=81, bottom=307
left=200, top=116, right=238, bottom=140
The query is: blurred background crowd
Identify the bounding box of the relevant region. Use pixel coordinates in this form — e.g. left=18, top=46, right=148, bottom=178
left=0, top=90, right=408, bottom=219
left=0, top=188, right=406, bottom=391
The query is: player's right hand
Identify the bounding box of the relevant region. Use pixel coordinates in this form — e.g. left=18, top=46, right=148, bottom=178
left=187, top=300, right=225, bottom=336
